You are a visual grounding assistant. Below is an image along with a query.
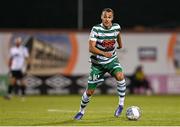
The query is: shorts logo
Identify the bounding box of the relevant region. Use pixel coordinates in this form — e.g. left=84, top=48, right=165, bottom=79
left=89, top=74, right=100, bottom=81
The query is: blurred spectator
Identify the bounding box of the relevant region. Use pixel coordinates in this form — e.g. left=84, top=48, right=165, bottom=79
left=128, top=65, right=153, bottom=95
left=4, top=37, right=30, bottom=100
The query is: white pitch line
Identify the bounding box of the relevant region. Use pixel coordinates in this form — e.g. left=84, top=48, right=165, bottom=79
left=47, top=109, right=113, bottom=113
left=47, top=109, right=76, bottom=113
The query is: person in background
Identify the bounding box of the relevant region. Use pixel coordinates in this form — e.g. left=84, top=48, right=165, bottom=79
left=5, top=37, right=30, bottom=100
left=129, top=65, right=153, bottom=95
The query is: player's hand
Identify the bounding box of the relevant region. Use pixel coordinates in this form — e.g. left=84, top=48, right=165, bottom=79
left=27, top=64, right=31, bottom=70
left=103, top=52, right=112, bottom=58
left=117, top=46, right=121, bottom=49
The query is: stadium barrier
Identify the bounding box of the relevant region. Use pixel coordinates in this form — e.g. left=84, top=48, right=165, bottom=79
left=0, top=30, right=179, bottom=95
left=0, top=75, right=8, bottom=96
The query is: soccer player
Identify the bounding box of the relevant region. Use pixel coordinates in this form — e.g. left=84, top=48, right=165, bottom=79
left=5, top=37, right=29, bottom=99
left=74, top=8, right=126, bottom=120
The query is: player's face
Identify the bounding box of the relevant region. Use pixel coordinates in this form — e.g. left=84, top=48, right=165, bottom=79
left=15, top=37, right=22, bottom=47
left=101, top=11, right=113, bottom=28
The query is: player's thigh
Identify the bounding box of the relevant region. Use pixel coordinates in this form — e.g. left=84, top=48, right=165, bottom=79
left=9, top=71, right=17, bottom=85
left=11, top=70, right=24, bottom=85
left=107, top=59, right=123, bottom=77
left=16, top=71, right=25, bottom=85
left=16, top=70, right=24, bottom=79
left=87, top=64, right=105, bottom=90
left=89, top=64, right=105, bottom=81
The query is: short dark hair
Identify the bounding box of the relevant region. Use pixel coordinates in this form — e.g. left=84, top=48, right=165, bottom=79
left=102, top=8, right=114, bottom=15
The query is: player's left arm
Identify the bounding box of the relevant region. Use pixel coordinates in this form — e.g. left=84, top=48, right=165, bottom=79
left=8, top=57, right=12, bottom=69
left=117, top=32, right=123, bottom=49
left=24, top=47, right=31, bottom=70
left=8, top=48, right=13, bottom=69
left=26, top=57, right=31, bottom=70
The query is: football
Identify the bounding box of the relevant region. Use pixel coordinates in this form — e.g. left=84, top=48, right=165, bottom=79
left=126, top=106, right=141, bottom=120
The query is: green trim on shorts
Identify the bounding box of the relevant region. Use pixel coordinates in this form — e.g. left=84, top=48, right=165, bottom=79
left=111, top=68, right=122, bottom=76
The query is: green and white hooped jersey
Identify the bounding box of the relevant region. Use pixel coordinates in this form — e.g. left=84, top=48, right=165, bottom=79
left=89, top=23, right=121, bottom=64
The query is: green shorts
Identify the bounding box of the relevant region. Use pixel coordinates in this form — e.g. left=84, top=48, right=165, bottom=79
left=87, top=58, right=123, bottom=90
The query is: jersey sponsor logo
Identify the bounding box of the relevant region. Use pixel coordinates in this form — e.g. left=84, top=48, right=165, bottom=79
left=12, top=53, right=21, bottom=58
left=102, top=40, right=115, bottom=50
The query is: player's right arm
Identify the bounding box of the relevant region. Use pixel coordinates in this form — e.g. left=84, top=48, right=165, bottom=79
left=8, top=57, right=12, bottom=69
left=89, top=40, right=112, bottom=58
left=24, top=47, right=31, bottom=70
left=8, top=48, right=13, bottom=69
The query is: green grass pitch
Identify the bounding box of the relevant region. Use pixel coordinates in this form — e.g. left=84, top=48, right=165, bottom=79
left=0, top=95, right=180, bottom=126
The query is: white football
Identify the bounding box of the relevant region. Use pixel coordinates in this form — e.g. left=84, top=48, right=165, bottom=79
left=126, top=106, right=141, bottom=120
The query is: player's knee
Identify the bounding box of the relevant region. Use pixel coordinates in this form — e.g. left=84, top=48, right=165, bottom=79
left=115, top=72, right=124, bottom=81
left=86, top=90, right=94, bottom=96
left=10, top=78, right=16, bottom=85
